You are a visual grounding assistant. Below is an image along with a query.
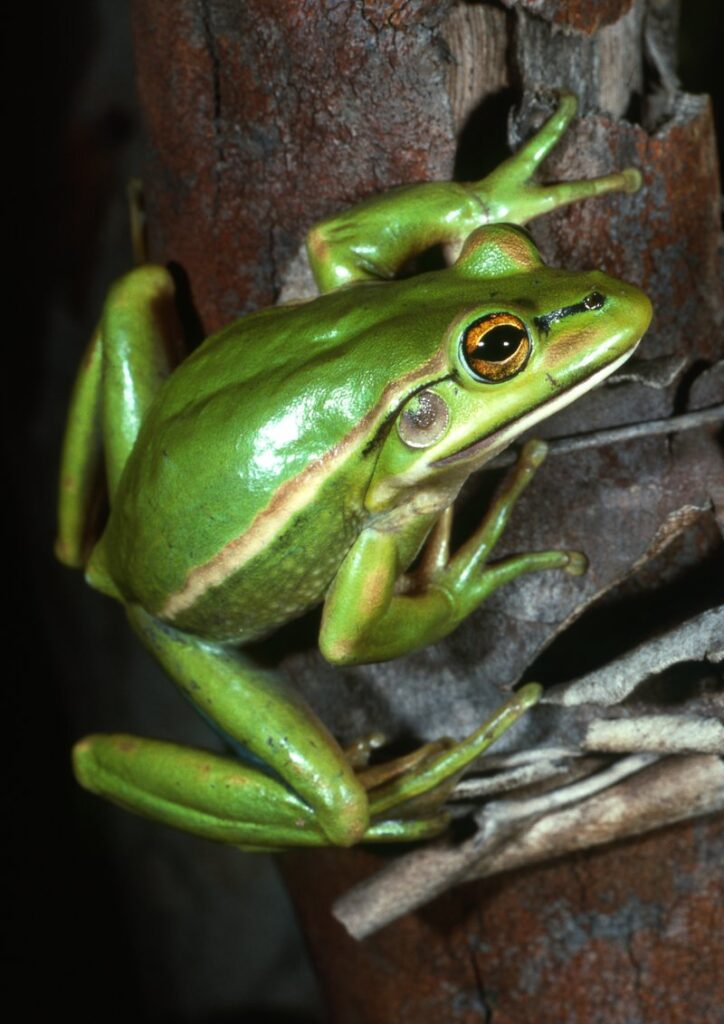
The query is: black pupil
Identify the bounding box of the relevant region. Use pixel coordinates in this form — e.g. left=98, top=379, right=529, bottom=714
left=474, top=325, right=526, bottom=362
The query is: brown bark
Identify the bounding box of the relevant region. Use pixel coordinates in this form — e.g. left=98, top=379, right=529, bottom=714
left=128, top=1, right=722, bottom=1020
left=281, top=816, right=724, bottom=1024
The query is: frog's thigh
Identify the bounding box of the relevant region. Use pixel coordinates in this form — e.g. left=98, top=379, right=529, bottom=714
left=100, top=264, right=184, bottom=495
left=56, top=324, right=104, bottom=568
left=128, top=607, right=369, bottom=847
left=57, top=265, right=182, bottom=566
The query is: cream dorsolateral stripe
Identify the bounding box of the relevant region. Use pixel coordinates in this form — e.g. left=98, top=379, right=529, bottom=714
left=161, top=351, right=449, bottom=618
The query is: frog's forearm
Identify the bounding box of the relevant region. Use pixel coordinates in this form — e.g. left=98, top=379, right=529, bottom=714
left=321, top=443, right=586, bottom=665
left=322, top=530, right=582, bottom=664
left=308, top=181, right=483, bottom=292
left=320, top=527, right=453, bottom=663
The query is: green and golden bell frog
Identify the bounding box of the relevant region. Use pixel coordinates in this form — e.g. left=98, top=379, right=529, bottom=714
left=56, top=95, right=652, bottom=849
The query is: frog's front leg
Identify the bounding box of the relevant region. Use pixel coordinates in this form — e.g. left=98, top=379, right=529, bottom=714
left=308, top=93, right=640, bottom=293
left=320, top=439, right=584, bottom=665
left=310, top=441, right=575, bottom=817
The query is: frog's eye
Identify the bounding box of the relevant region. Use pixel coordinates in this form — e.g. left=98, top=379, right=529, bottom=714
left=397, top=390, right=450, bottom=449
left=461, top=313, right=530, bottom=383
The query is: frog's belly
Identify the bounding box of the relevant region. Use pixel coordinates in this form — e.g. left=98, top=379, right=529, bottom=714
left=166, top=506, right=364, bottom=643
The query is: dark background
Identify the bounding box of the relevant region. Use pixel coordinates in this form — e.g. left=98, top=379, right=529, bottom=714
left=5, top=4, right=322, bottom=1020
left=4, top=2, right=721, bottom=1020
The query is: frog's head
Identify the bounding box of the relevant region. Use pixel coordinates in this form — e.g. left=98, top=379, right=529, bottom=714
left=366, top=224, right=652, bottom=515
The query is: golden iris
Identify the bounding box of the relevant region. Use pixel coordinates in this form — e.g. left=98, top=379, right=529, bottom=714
left=461, top=313, right=530, bottom=382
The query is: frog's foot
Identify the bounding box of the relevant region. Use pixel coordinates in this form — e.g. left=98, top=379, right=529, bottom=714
left=72, top=733, right=451, bottom=849
left=476, top=93, right=642, bottom=226
left=344, top=730, right=453, bottom=779
left=425, top=438, right=588, bottom=628
left=366, top=684, right=541, bottom=820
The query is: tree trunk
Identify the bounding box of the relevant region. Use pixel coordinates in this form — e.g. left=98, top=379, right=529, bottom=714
left=119, top=1, right=722, bottom=1020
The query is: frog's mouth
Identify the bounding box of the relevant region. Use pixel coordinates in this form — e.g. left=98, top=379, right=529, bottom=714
left=434, top=347, right=636, bottom=468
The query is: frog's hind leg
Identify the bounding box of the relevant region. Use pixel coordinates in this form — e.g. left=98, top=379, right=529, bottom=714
left=73, top=732, right=450, bottom=848
left=56, top=265, right=185, bottom=567
left=73, top=733, right=337, bottom=848
left=72, top=604, right=536, bottom=848
left=56, top=324, right=105, bottom=568
left=74, top=604, right=375, bottom=848
left=72, top=605, right=465, bottom=848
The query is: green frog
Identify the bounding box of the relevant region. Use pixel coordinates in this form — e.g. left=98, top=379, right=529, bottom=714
left=57, top=94, right=652, bottom=848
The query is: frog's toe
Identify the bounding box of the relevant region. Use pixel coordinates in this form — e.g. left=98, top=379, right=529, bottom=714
left=344, top=730, right=389, bottom=769
left=357, top=737, right=455, bottom=792
left=365, top=811, right=451, bottom=843
left=564, top=550, right=588, bottom=576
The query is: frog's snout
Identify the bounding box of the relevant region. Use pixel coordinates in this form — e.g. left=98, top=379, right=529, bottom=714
left=619, top=285, right=653, bottom=351
left=594, top=272, right=653, bottom=354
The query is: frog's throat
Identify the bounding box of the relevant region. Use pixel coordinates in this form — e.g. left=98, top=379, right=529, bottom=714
left=159, top=351, right=448, bottom=620
left=434, top=345, right=638, bottom=470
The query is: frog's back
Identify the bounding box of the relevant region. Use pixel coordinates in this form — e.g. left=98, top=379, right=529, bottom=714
left=102, top=275, right=470, bottom=640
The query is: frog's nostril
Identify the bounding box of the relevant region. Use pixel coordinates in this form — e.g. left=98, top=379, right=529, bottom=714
left=583, top=292, right=605, bottom=310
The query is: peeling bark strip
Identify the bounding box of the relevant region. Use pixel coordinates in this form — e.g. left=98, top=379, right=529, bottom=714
left=502, top=0, right=637, bottom=36
left=545, top=606, right=724, bottom=706
left=487, top=404, right=724, bottom=468
left=334, top=754, right=724, bottom=939
left=332, top=609, right=724, bottom=937
left=584, top=715, right=724, bottom=754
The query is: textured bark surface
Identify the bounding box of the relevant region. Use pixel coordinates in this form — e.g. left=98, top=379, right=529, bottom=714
left=282, top=815, right=723, bottom=1024
left=132, top=0, right=461, bottom=328
left=119, top=0, right=722, bottom=1019
left=502, top=0, right=637, bottom=34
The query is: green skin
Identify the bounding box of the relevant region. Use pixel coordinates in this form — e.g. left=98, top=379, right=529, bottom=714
left=57, top=95, right=652, bottom=848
